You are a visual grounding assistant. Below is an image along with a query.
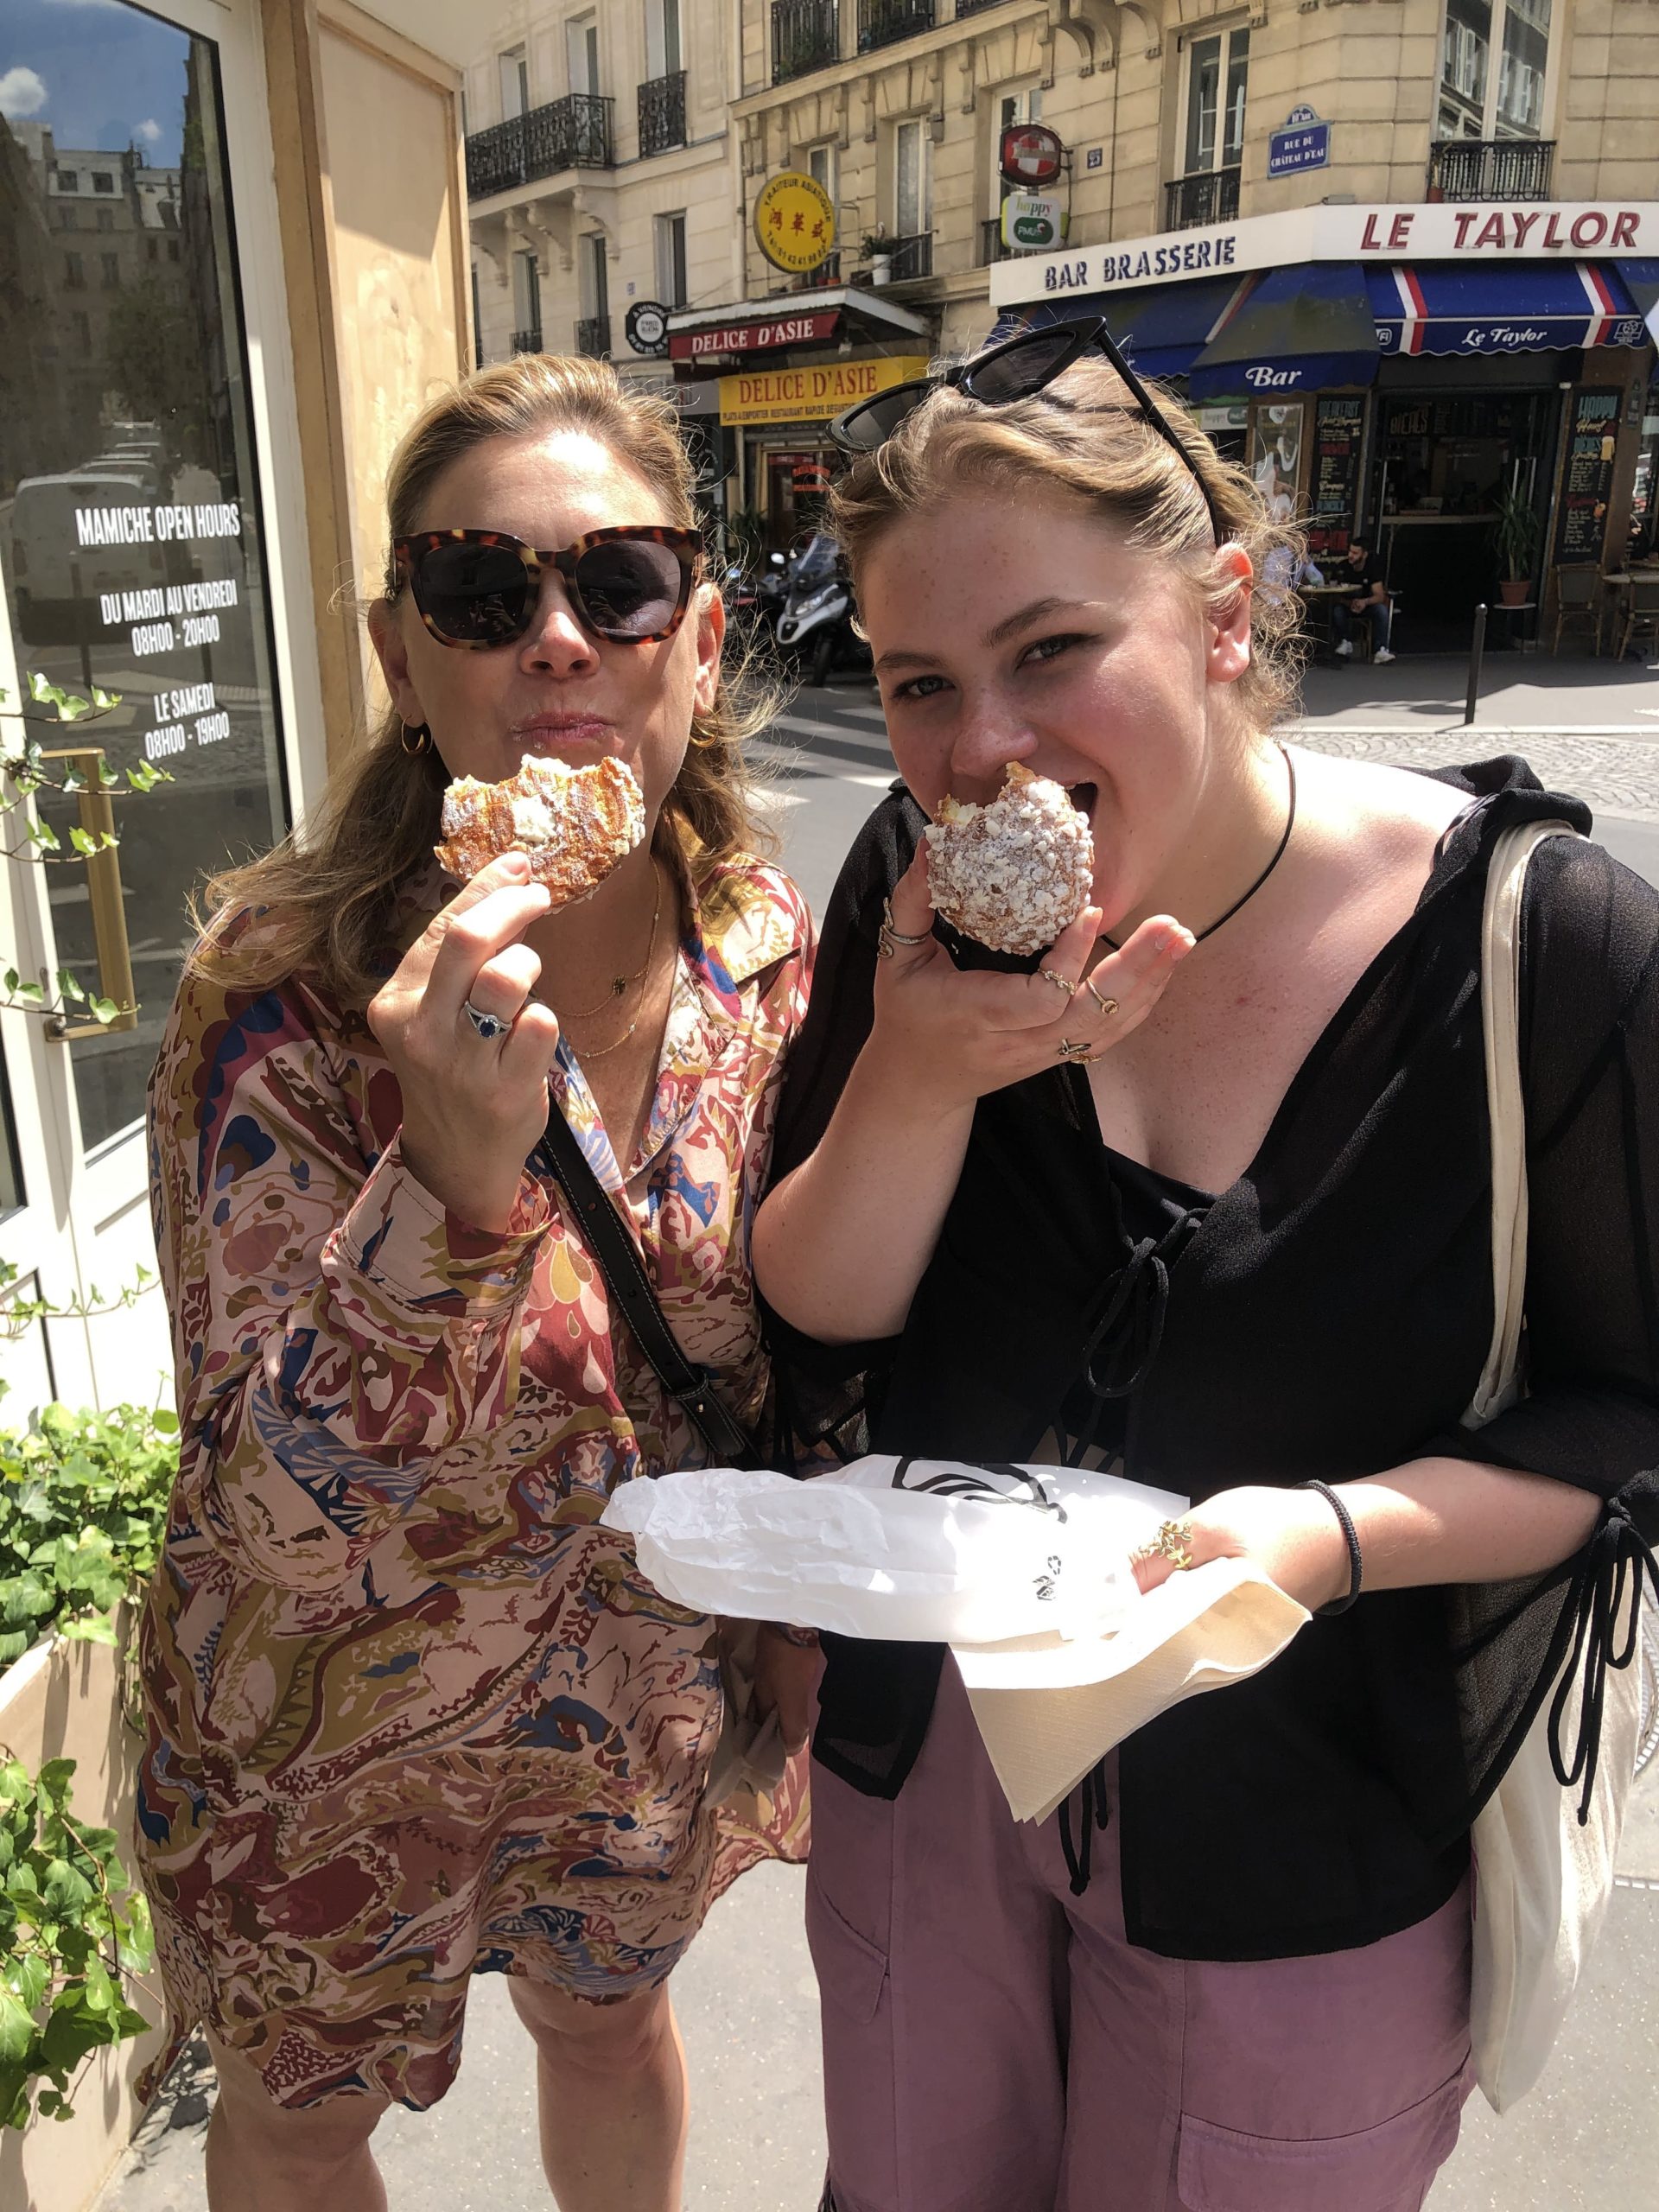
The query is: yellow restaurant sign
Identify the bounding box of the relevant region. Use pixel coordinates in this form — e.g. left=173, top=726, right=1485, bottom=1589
left=720, top=356, right=931, bottom=428
left=753, top=170, right=837, bottom=276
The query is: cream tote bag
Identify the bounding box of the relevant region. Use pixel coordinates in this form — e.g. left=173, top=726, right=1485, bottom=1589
left=1463, top=817, right=1645, bottom=2114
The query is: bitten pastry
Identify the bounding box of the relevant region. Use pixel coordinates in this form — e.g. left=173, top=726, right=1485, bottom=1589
left=435, top=754, right=645, bottom=906
left=925, top=763, right=1096, bottom=957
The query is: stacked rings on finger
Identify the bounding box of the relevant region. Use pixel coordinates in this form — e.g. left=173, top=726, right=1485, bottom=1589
left=1056, top=1037, right=1103, bottom=1065
left=877, top=895, right=933, bottom=961
left=1085, top=977, right=1119, bottom=1020
left=462, top=999, right=513, bottom=1042
left=1039, top=967, right=1077, bottom=999
left=1131, top=1518, right=1197, bottom=1573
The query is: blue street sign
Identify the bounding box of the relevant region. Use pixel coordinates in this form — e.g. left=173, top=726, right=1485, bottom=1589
left=1268, top=109, right=1331, bottom=177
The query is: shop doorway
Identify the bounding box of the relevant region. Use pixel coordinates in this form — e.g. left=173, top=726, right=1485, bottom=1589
left=0, top=0, right=291, bottom=1406
left=760, top=445, right=833, bottom=552
left=1370, top=389, right=1558, bottom=647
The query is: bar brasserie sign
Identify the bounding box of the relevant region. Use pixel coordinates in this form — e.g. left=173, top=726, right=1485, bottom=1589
left=991, top=201, right=1659, bottom=307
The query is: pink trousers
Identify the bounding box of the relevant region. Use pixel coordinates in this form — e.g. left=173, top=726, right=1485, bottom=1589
left=806, top=1662, right=1472, bottom=2212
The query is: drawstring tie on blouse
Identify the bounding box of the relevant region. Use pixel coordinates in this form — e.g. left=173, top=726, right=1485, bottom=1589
left=1548, top=1491, right=1659, bottom=1824
left=1057, top=1758, right=1110, bottom=1896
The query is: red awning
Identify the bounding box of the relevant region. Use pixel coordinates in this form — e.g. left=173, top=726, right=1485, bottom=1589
left=669, top=308, right=841, bottom=363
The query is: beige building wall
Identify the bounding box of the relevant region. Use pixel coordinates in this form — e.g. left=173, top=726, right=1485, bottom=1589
left=466, top=2, right=743, bottom=388
left=732, top=1, right=1659, bottom=359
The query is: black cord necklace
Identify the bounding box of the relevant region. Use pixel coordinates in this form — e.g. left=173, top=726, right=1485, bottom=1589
left=1102, top=741, right=1297, bottom=951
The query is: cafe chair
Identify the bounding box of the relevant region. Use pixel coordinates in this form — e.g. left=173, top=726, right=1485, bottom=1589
left=1616, top=575, right=1659, bottom=663
left=1547, top=566, right=1604, bottom=656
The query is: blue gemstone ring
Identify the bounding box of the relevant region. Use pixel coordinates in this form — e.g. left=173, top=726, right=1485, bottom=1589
left=462, top=998, right=512, bottom=1042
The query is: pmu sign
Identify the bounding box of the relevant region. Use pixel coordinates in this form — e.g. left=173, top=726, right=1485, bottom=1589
left=1000, top=124, right=1064, bottom=189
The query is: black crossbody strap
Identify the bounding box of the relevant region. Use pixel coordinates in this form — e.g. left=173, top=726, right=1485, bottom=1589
left=536, top=1107, right=754, bottom=1465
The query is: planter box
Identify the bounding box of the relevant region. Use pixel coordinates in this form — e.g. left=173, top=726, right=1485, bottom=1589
left=0, top=1605, right=165, bottom=2212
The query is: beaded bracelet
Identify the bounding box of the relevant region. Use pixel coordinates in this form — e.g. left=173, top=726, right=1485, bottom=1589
left=1296, top=1479, right=1363, bottom=1616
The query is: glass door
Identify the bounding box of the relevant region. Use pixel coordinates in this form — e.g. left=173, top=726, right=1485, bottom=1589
left=0, top=0, right=293, bottom=1409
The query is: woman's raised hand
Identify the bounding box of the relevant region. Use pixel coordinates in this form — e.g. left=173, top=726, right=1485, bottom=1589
left=367, top=853, right=561, bottom=1232
left=868, top=843, right=1192, bottom=1109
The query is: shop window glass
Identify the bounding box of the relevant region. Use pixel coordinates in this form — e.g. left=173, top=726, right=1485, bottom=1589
left=0, top=5, right=289, bottom=1154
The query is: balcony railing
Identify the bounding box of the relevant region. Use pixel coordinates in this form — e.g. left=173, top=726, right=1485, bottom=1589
left=859, top=0, right=933, bottom=49
left=773, top=0, right=838, bottom=84
left=1427, top=137, right=1554, bottom=202
left=639, top=69, right=686, bottom=158
left=868, top=231, right=932, bottom=281
left=575, top=315, right=612, bottom=359
left=1164, top=165, right=1241, bottom=232
left=980, top=216, right=1012, bottom=264
left=465, top=94, right=613, bottom=200
left=509, top=325, right=543, bottom=355
left=793, top=251, right=842, bottom=288
left=956, top=0, right=1008, bottom=14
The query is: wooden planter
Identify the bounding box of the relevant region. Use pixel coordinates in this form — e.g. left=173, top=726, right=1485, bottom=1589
left=0, top=1606, right=165, bottom=2212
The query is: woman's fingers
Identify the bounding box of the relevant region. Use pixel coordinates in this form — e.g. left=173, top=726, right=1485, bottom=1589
left=496, top=1001, right=561, bottom=1091
left=420, top=881, right=552, bottom=1028
left=880, top=844, right=938, bottom=961
left=1077, top=916, right=1193, bottom=1038
left=461, top=942, right=542, bottom=1027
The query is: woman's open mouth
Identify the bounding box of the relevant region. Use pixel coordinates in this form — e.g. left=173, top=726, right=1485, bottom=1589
left=1067, top=781, right=1098, bottom=822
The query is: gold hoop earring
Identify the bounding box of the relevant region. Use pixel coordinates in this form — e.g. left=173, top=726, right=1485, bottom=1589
left=399, top=721, right=432, bottom=757
left=687, top=721, right=723, bottom=752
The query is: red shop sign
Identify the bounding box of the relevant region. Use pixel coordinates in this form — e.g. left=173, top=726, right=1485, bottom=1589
left=670, top=308, right=841, bottom=361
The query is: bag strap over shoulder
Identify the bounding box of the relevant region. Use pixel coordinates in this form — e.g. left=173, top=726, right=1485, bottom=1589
left=1464, top=817, right=1583, bottom=1428
left=536, top=1107, right=755, bottom=1465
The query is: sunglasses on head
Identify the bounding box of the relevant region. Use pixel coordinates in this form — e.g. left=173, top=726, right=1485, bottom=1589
left=391, top=524, right=704, bottom=650
left=829, top=318, right=1222, bottom=543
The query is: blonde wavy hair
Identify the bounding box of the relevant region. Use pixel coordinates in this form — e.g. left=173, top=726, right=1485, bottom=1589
left=830, top=355, right=1304, bottom=730
left=193, top=354, right=777, bottom=1001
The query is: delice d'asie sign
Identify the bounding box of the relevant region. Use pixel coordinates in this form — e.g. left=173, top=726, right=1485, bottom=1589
left=990, top=200, right=1659, bottom=307
left=670, top=309, right=839, bottom=361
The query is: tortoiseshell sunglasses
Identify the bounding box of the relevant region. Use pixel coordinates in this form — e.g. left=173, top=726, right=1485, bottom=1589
left=391, top=524, right=704, bottom=649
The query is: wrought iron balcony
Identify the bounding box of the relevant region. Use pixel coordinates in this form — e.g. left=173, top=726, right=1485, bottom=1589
left=859, top=0, right=933, bottom=49
left=465, top=94, right=613, bottom=200
left=1164, top=166, right=1241, bottom=232
left=872, top=231, right=932, bottom=281
left=509, top=327, right=543, bottom=355
left=1427, top=137, right=1554, bottom=203
left=773, top=0, right=839, bottom=84
left=575, top=316, right=612, bottom=359
left=639, top=69, right=686, bottom=158
left=792, top=251, right=842, bottom=288
left=980, top=216, right=1013, bottom=264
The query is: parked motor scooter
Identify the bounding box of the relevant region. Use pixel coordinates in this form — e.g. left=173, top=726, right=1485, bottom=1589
left=723, top=550, right=788, bottom=648
left=773, top=533, right=870, bottom=686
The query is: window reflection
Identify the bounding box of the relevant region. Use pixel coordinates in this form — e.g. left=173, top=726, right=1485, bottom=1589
left=0, top=3, right=289, bottom=1152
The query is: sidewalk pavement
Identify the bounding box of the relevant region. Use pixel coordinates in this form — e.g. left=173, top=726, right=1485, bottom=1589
left=1290, top=647, right=1659, bottom=734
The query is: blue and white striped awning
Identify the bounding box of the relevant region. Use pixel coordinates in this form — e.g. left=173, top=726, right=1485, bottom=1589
left=1364, top=261, right=1649, bottom=356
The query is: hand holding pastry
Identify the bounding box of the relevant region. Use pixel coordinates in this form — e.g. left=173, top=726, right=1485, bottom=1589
left=367, top=854, right=561, bottom=1232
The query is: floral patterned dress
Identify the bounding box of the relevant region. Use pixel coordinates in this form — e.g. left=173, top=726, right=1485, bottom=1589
left=134, top=841, right=812, bottom=2111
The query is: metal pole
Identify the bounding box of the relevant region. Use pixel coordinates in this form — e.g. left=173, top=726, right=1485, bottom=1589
left=1465, top=602, right=1488, bottom=728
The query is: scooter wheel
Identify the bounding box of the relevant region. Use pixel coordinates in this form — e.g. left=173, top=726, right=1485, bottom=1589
left=810, top=632, right=834, bottom=687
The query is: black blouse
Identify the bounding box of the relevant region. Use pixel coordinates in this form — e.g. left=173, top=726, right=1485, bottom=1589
left=765, top=759, right=1659, bottom=1961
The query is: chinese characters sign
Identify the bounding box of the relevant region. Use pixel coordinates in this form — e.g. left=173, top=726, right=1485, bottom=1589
left=753, top=172, right=836, bottom=277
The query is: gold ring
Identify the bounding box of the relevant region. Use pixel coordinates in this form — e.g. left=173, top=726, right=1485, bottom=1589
left=1085, top=977, right=1119, bottom=1019
left=880, top=896, right=932, bottom=950
left=1056, top=1037, right=1103, bottom=1064
left=1039, top=966, right=1077, bottom=999
left=1144, top=1517, right=1195, bottom=1571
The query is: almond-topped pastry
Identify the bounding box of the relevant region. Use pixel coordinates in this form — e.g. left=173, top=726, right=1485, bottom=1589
left=925, top=763, right=1095, bottom=957
left=435, top=754, right=645, bottom=906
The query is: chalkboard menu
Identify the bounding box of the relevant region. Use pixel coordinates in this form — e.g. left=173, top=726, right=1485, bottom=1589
left=1554, top=387, right=1621, bottom=564
left=1308, top=396, right=1365, bottom=556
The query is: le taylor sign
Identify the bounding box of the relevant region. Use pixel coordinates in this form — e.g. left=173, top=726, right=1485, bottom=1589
left=989, top=201, right=1659, bottom=308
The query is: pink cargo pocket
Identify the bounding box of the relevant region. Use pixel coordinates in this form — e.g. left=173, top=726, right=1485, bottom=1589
left=1175, top=2059, right=1470, bottom=2212
left=804, top=1866, right=889, bottom=2024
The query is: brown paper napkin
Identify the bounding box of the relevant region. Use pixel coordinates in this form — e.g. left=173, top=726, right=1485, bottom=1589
left=951, top=1557, right=1309, bottom=1823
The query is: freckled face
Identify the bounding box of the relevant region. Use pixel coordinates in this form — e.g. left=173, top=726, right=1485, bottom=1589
left=860, top=489, right=1249, bottom=934
left=369, top=427, right=722, bottom=823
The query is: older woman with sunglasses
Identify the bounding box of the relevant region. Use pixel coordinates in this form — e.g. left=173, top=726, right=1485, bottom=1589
left=134, top=355, right=818, bottom=2212
left=753, top=321, right=1659, bottom=2211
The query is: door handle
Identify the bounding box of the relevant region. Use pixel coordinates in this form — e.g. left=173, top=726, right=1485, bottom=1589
left=39, top=747, right=138, bottom=1041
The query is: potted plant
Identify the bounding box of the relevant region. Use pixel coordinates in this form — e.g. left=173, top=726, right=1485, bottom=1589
left=860, top=228, right=893, bottom=287
left=1491, top=486, right=1542, bottom=607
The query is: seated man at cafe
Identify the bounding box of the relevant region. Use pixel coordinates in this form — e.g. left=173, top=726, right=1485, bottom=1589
left=1331, top=538, right=1395, bottom=664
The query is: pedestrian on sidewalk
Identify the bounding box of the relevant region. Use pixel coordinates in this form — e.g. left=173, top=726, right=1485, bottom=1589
left=1331, top=537, right=1396, bottom=663
left=134, top=355, right=819, bottom=2212
left=753, top=326, right=1659, bottom=2212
